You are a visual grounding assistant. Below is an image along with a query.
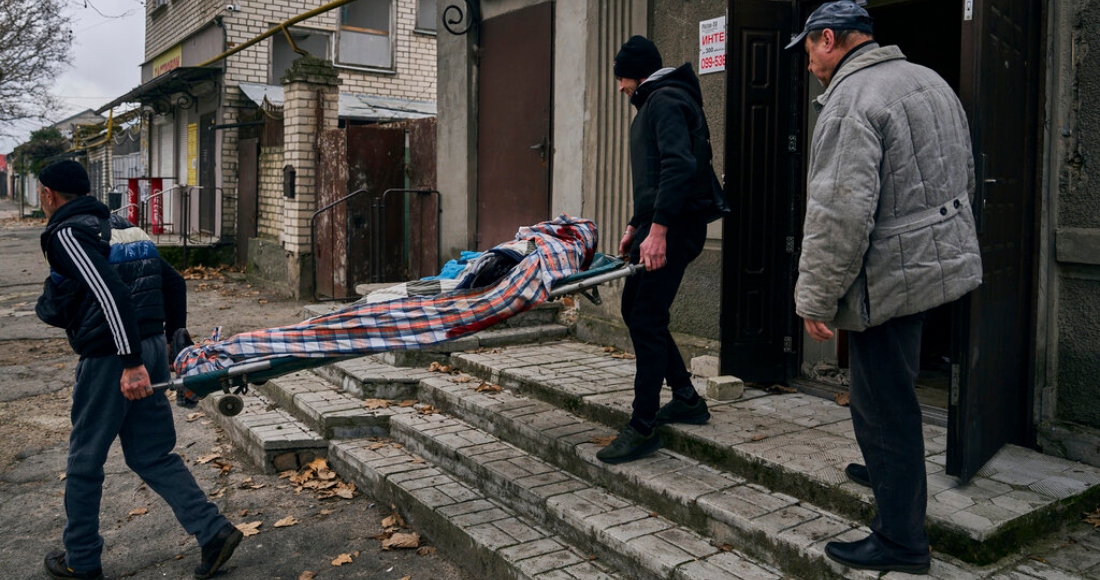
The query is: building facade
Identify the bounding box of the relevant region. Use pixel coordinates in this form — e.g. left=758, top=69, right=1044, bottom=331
left=436, top=0, right=1100, bottom=477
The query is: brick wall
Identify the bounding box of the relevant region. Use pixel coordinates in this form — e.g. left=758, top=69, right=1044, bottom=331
left=146, top=0, right=436, bottom=100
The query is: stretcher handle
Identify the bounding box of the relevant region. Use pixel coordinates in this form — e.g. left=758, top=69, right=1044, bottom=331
left=547, top=262, right=645, bottom=299
left=150, top=359, right=279, bottom=392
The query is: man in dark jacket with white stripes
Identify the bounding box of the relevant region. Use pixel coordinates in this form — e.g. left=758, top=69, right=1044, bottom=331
left=34, top=160, right=241, bottom=580
left=597, top=36, right=715, bottom=464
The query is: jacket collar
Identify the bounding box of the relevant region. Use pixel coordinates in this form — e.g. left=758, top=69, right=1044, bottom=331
left=813, top=43, right=907, bottom=111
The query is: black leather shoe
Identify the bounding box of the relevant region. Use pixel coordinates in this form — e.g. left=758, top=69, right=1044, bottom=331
left=825, top=536, right=930, bottom=574
left=845, top=463, right=872, bottom=487
left=655, top=397, right=710, bottom=426
left=194, top=523, right=243, bottom=579
left=596, top=426, right=662, bottom=464
left=44, top=550, right=104, bottom=580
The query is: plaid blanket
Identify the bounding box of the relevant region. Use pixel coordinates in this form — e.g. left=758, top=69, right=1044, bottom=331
left=174, top=215, right=598, bottom=376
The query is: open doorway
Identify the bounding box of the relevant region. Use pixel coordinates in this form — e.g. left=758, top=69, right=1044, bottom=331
left=796, top=0, right=965, bottom=415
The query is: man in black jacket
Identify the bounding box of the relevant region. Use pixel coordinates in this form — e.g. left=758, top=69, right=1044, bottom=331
left=597, top=36, right=714, bottom=464
left=34, top=160, right=241, bottom=580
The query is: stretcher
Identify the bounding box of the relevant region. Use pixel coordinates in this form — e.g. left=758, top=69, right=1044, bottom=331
left=153, top=252, right=641, bottom=416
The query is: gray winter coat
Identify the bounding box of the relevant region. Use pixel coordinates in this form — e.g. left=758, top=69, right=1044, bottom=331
left=795, top=44, right=982, bottom=330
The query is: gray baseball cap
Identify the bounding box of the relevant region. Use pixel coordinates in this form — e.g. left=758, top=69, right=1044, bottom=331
left=785, top=1, right=874, bottom=50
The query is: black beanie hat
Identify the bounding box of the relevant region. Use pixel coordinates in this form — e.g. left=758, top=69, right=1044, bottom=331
left=614, top=35, right=662, bottom=80
left=39, top=160, right=90, bottom=196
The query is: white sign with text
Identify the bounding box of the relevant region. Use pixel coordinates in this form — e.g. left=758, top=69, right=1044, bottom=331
left=699, top=16, right=726, bottom=75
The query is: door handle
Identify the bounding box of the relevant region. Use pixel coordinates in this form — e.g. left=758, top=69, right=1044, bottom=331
left=529, top=137, right=547, bottom=162
left=975, top=154, right=990, bottom=235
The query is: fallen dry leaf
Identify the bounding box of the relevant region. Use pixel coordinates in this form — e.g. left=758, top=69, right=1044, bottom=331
left=410, top=456, right=425, bottom=464
left=237, top=521, right=263, bottom=537
left=417, top=546, right=437, bottom=556
left=274, top=516, right=299, bottom=528
left=590, top=435, right=616, bottom=447
left=750, top=435, right=768, bottom=442
left=382, top=532, right=420, bottom=550
left=398, top=400, right=417, bottom=407
left=363, top=398, right=390, bottom=410
left=1084, top=508, right=1100, bottom=528
left=331, top=553, right=354, bottom=566
left=452, top=375, right=473, bottom=383
left=399, top=576, right=411, bottom=580
left=186, top=412, right=205, bottom=422
left=382, top=512, right=406, bottom=528
left=128, top=507, right=148, bottom=518
left=475, top=382, right=502, bottom=393
left=834, top=392, right=850, bottom=406
left=369, top=441, right=390, bottom=450
left=208, top=488, right=226, bottom=499
left=417, top=405, right=439, bottom=415
left=299, top=572, right=316, bottom=580
left=195, top=453, right=220, bottom=465
left=611, top=352, right=636, bottom=359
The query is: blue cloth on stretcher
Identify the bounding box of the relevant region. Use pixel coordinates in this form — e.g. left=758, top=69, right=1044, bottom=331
left=421, top=251, right=481, bottom=280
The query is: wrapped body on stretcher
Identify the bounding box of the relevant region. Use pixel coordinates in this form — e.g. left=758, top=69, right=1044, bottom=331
left=159, top=215, right=642, bottom=415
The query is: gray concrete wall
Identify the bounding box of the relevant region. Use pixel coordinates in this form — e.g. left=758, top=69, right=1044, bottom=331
left=1038, top=0, right=1100, bottom=463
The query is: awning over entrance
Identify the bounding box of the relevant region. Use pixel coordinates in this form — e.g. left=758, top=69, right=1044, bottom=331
left=237, top=82, right=436, bottom=122
left=95, top=67, right=223, bottom=114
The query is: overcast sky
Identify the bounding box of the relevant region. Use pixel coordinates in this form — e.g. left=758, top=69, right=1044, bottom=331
left=1, top=0, right=145, bottom=154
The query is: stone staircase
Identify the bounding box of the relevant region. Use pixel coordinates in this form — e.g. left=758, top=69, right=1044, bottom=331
left=202, top=303, right=1100, bottom=580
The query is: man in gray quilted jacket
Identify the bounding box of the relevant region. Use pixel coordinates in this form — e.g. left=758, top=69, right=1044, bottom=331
left=789, top=1, right=982, bottom=574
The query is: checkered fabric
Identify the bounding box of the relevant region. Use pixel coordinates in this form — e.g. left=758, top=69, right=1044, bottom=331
left=175, top=215, right=598, bottom=377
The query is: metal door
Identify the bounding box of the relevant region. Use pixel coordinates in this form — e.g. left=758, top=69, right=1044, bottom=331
left=346, top=125, right=404, bottom=286
left=199, top=112, right=216, bottom=233
left=948, top=0, right=1041, bottom=482
left=236, top=138, right=259, bottom=268
left=316, top=129, right=349, bottom=299
left=721, top=0, right=799, bottom=383
left=475, top=2, right=553, bottom=250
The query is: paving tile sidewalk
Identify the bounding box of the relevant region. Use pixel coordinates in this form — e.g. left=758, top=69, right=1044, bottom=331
left=451, top=340, right=1100, bottom=575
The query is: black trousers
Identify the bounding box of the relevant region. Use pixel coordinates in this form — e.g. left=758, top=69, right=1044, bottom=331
left=621, top=219, right=706, bottom=430
left=848, top=311, right=930, bottom=559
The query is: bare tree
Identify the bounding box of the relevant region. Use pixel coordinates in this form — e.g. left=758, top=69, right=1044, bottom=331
left=0, top=0, right=72, bottom=140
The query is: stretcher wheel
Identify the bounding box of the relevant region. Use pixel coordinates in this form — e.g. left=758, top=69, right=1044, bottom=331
left=217, top=395, right=244, bottom=416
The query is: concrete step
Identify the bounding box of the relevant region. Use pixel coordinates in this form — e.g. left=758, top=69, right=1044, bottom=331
left=200, top=392, right=327, bottom=474
left=390, top=408, right=837, bottom=580
left=447, top=341, right=1100, bottom=565
left=329, top=435, right=631, bottom=580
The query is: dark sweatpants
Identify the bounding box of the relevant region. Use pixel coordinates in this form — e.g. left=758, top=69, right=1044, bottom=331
left=621, top=219, right=706, bottom=432
left=64, top=334, right=229, bottom=571
left=848, top=311, right=931, bottom=560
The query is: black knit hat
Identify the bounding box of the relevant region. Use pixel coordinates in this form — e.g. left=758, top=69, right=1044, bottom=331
left=39, top=160, right=90, bottom=196
left=614, top=35, right=662, bottom=80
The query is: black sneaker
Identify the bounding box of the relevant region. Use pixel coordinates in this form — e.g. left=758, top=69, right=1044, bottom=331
left=655, top=397, right=711, bottom=426
left=596, top=426, right=662, bottom=464
left=845, top=463, right=872, bottom=487
left=194, top=524, right=243, bottom=579
left=44, top=550, right=104, bottom=580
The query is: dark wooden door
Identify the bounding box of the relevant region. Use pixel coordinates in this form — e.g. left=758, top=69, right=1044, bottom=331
left=720, top=0, right=799, bottom=383
left=475, top=2, right=552, bottom=250
left=236, top=138, right=259, bottom=268
left=948, top=0, right=1041, bottom=482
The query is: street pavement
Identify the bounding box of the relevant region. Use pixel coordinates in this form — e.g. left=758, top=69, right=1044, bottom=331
left=0, top=195, right=472, bottom=580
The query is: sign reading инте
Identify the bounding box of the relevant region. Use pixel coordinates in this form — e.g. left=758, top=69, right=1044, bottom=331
left=699, top=16, right=726, bottom=75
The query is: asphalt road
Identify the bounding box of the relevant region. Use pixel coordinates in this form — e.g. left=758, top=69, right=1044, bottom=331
left=0, top=196, right=473, bottom=580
